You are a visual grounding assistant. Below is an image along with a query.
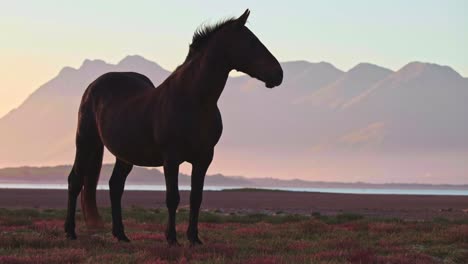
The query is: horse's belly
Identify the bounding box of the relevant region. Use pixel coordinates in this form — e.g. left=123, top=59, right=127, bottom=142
left=105, top=142, right=164, bottom=167
left=99, top=123, right=164, bottom=167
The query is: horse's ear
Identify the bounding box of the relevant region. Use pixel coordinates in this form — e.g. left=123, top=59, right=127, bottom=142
left=236, top=9, right=250, bottom=26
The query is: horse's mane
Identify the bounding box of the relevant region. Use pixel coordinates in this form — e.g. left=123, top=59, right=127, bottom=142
left=184, top=18, right=236, bottom=62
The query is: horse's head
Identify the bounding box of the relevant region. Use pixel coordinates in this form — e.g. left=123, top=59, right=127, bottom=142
left=224, top=9, right=283, bottom=88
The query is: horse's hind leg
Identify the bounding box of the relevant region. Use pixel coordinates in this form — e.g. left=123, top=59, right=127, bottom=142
left=64, top=142, right=104, bottom=239
left=109, top=159, right=133, bottom=242
left=64, top=165, right=83, bottom=240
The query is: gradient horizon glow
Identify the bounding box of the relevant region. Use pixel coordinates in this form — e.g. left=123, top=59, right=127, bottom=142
left=0, top=0, right=467, bottom=118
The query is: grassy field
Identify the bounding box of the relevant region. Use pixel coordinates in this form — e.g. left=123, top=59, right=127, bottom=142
left=0, top=207, right=467, bottom=263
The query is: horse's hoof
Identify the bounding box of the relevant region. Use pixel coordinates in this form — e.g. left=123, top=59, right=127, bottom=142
left=118, top=236, right=131, bottom=242
left=113, top=231, right=131, bottom=242
left=66, top=232, right=77, bottom=240
left=166, top=230, right=180, bottom=247
left=189, top=238, right=203, bottom=247
left=187, top=230, right=203, bottom=246
left=167, top=238, right=181, bottom=247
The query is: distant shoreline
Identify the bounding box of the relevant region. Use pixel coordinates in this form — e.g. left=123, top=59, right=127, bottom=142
left=1, top=164, right=467, bottom=191
left=1, top=188, right=468, bottom=220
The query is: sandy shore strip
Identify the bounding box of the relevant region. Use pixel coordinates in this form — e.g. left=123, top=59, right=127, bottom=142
left=1, top=189, right=467, bottom=220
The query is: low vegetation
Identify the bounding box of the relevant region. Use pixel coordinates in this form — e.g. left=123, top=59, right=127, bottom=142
left=0, top=208, right=467, bottom=263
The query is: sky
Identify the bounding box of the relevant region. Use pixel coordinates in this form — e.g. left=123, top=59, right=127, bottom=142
left=0, top=0, right=467, bottom=117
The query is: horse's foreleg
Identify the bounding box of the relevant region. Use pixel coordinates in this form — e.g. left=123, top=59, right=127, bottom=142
left=163, top=159, right=180, bottom=246
left=109, top=159, right=133, bottom=242
left=187, top=152, right=213, bottom=246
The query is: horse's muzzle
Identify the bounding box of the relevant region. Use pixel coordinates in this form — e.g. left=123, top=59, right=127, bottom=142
left=265, top=68, right=283, bottom=88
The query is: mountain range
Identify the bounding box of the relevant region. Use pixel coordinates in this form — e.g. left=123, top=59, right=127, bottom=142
left=0, top=55, right=467, bottom=184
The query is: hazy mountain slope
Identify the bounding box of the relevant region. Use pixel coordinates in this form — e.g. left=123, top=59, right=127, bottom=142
left=219, top=61, right=344, bottom=150
left=0, top=56, right=170, bottom=166
left=338, top=62, right=468, bottom=152
left=297, top=63, right=393, bottom=108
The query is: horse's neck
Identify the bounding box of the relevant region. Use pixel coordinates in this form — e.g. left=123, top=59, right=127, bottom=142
left=168, top=50, right=231, bottom=105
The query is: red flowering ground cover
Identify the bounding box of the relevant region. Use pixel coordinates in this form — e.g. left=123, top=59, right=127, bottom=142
left=0, top=207, right=467, bottom=263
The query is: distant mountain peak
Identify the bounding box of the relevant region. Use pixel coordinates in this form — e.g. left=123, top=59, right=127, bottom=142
left=81, top=58, right=107, bottom=66
left=118, top=55, right=164, bottom=70
left=74, top=56, right=167, bottom=73
left=316, top=61, right=343, bottom=72
left=282, top=60, right=343, bottom=72
left=348, top=63, right=393, bottom=75
left=397, top=61, right=462, bottom=79
left=281, top=60, right=312, bottom=66
left=400, top=61, right=433, bottom=73
left=276, top=60, right=344, bottom=93
left=79, top=59, right=110, bottom=71
left=58, top=66, right=77, bottom=75
left=119, top=54, right=148, bottom=64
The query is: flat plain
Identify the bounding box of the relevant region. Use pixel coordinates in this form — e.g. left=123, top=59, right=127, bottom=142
left=0, top=189, right=468, bottom=263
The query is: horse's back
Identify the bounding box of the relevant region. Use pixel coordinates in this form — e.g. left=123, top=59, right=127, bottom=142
left=79, top=71, right=156, bottom=121
left=86, top=72, right=155, bottom=99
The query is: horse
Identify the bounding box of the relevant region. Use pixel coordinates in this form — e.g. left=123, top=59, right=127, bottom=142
left=64, top=9, right=283, bottom=246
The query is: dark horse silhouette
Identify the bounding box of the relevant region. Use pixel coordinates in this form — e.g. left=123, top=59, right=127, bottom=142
left=64, top=9, right=283, bottom=246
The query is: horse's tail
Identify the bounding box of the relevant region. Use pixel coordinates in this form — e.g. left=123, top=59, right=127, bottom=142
left=78, top=145, right=104, bottom=228
left=74, top=87, right=105, bottom=228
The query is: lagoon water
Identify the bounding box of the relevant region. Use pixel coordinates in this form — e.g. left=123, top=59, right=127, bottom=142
left=0, top=183, right=467, bottom=196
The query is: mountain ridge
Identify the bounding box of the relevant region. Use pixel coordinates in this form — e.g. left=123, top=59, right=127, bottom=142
left=0, top=55, right=467, bottom=184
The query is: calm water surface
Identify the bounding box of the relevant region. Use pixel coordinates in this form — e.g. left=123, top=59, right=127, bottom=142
left=0, top=183, right=467, bottom=196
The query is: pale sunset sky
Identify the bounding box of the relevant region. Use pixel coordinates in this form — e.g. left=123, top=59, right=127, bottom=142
left=0, top=0, right=467, bottom=117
